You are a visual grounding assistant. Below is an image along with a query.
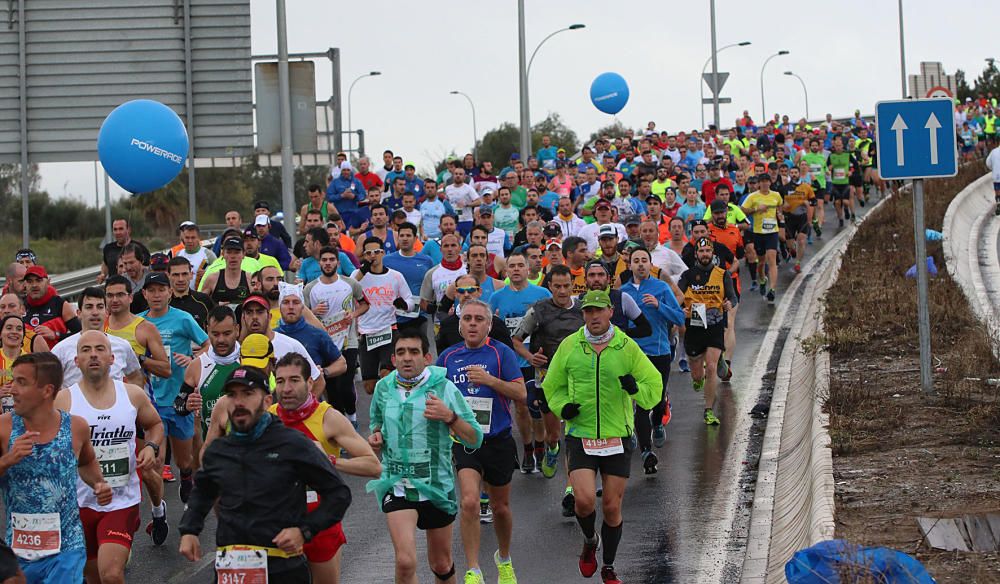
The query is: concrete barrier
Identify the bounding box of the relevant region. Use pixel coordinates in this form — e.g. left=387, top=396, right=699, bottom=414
left=741, top=193, right=894, bottom=583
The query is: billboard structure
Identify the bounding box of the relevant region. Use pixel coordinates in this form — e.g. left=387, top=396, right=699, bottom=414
left=0, top=0, right=254, bottom=244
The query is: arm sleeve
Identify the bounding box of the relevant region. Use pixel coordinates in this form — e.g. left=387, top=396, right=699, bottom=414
left=626, top=313, right=652, bottom=339
left=178, top=449, right=222, bottom=535
left=621, top=292, right=642, bottom=320
left=514, top=307, right=537, bottom=340
left=541, top=338, right=572, bottom=416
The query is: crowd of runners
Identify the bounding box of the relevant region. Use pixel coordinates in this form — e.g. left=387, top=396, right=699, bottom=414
left=0, top=101, right=981, bottom=584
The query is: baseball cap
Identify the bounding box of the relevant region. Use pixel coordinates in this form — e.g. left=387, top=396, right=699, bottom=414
left=622, top=214, right=642, bottom=227
left=594, top=199, right=612, bottom=211
left=242, top=295, right=268, bottom=310
left=223, top=236, right=244, bottom=251
left=690, top=219, right=709, bottom=229
left=710, top=199, right=729, bottom=213
left=695, top=236, right=714, bottom=249
left=253, top=200, right=270, bottom=211
left=253, top=215, right=269, bottom=227
left=509, top=153, right=521, bottom=161
left=501, top=170, right=517, bottom=179
left=149, top=253, right=170, bottom=271
left=142, top=272, right=170, bottom=289
left=242, top=227, right=259, bottom=240
left=478, top=204, right=493, bottom=216
left=580, top=289, right=612, bottom=309
left=338, top=161, right=353, bottom=171
left=598, top=224, right=618, bottom=239
left=223, top=366, right=271, bottom=394
left=178, top=220, right=197, bottom=230
left=556, top=148, right=566, bottom=154
left=23, top=265, right=48, bottom=279
left=240, top=333, right=274, bottom=370
left=545, top=238, right=562, bottom=250
left=543, top=222, right=562, bottom=238
left=645, top=194, right=661, bottom=205
left=404, top=161, right=416, bottom=170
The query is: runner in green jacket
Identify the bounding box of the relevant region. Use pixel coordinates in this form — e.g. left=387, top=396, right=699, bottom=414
left=541, top=289, right=661, bottom=584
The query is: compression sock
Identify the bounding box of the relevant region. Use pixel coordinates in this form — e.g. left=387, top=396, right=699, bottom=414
left=576, top=510, right=597, bottom=540
left=602, top=521, right=623, bottom=566
left=748, top=262, right=758, bottom=281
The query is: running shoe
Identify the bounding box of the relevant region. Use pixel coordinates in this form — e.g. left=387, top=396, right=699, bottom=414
left=494, top=551, right=518, bottom=584
left=704, top=408, right=720, bottom=425
left=601, top=565, right=623, bottom=584
left=464, top=570, right=485, bottom=584
left=759, top=278, right=767, bottom=297
left=812, top=219, right=822, bottom=237
left=562, top=487, right=575, bottom=518
left=679, top=358, right=690, bottom=373
left=534, top=447, right=545, bottom=471
left=716, top=358, right=730, bottom=381
left=520, top=449, right=535, bottom=474
left=652, top=424, right=666, bottom=448
left=661, top=398, right=672, bottom=426
left=859, top=197, right=866, bottom=207
left=807, top=234, right=814, bottom=245
left=780, top=244, right=790, bottom=262
left=794, top=263, right=801, bottom=273
left=162, top=464, right=176, bottom=483
left=179, top=476, right=194, bottom=503
left=693, top=378, right=705, bottom=392
left=145, top=503, right=169, bottom=546
left=541, top=443, right=560, bottom=479
left=767, top=290, right=775, bottom=305
left=721, top=360, right=733, bottom=383
left=838, top=218, right=844, bottom=228
left=480, top=494, right=493, bottom=524
left=749, top=279, right=758, bottom=292
left=579, top=536, right=601, bottom=578
left=641, top=449, right=658, bottom=475
left=596, top=486, right=603, bottom=498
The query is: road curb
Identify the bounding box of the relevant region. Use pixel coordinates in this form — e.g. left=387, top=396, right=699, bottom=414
left=740, top=192, right=894, bottom=583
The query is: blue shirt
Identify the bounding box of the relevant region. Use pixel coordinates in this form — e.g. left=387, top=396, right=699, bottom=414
left=299, top=256, right=321, bottom=284
left=419, top=198, right=454, bottom=239
left=421, top=239, right=443, bottom=265
left=140, top=307, right=208, bottom=405
left=675, top=202, right=707, bottom=234
left=621, top=277, right=685, bottom=356
left=538, top=191, right=561, bottom=216
left=537, top=146, right=558, bottom=169
left=489, top=284, right=551, bottom=368
left=437, top=339, right=523, bottom=438
left=275, top=318, right=342, bottom=368
left=403, top=176, right=425, bottom=199
left=383, top=251, right=433, bottom=323
left=326, top=175, right=366, bottom=224
left=259, top=234, right=291, bottom=270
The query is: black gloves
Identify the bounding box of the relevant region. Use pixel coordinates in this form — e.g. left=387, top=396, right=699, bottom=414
left=173, top=383, right=195, bottom=416
left=359, top=260, right=372, bottom=274
left=619, top=374, right=638, bottom=395
left=561, top=403, right=581, bottom=420
left=393, top=297, right=409, bottom=310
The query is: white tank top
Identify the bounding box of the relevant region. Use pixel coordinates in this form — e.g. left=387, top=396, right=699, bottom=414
left=431, top=265, right=467, bottom=303
left=70, top=380, right=141, bottom=511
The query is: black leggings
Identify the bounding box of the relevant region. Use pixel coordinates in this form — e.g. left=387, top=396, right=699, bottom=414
left=634, top=353, right=671, bottom=451
left=329, top=348, right=359, bottom=416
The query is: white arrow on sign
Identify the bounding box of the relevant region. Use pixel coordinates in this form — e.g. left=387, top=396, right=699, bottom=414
left=925, top=112, right=941, bottom=165
left=891, top=114, right=908, bottom=166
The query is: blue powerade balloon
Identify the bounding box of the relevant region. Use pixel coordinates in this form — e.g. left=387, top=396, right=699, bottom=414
left=590, top=72, right=630, bottom=115
left=97, top=100, right=189, bottom=194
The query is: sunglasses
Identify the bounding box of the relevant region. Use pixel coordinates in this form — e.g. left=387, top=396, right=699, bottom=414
left=455, top=286, right=480, bottom=294
left=363, top=249, right=385, bottom=256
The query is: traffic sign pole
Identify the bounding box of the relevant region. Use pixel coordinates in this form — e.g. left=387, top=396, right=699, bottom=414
left=912, top=178, right=934, bottom=394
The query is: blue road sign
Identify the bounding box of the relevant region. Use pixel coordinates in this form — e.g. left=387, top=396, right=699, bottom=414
left=875, top=98, right=958, bottom=180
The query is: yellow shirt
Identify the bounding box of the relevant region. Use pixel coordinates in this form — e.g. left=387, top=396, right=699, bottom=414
left=741, top=190, right=783, bottom=234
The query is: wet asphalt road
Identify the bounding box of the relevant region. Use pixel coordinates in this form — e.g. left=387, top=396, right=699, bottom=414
left=6, top=202, right=874, bottom=583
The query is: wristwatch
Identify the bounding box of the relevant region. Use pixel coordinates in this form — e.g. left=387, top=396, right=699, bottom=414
left=299, top=524, right=314, bottom=543
left=143, top=442, right=160, bottom=457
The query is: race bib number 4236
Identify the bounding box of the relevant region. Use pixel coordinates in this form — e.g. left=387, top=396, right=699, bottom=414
left=10, top=512, right=60, bottom=560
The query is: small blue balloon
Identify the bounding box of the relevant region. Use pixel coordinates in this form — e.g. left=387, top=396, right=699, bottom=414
left=97, top=100, right=189, bottom=194
left=590, top=72, right=630, bottom=115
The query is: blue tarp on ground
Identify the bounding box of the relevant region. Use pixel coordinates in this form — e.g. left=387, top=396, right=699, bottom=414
left=785, top=539, right=935, bottom=584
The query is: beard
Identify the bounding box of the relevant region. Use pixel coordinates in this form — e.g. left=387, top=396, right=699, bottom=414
left=231, top=402, right=265, bottom=433
left=320, top=264, right=337, bottom=277
left=264, top=287, right=280, bottom=301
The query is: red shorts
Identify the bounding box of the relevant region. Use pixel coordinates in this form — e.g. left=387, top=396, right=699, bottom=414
left=79, top=505, right=141, bottom=560
left=303, top=501, right=346, bottom=563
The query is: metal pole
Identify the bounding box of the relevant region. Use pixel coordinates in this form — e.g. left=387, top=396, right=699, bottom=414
left=17, top=0, right=29, bottom=248
left=347, top=72, right=380, bottom=156
left=183, top=0, right=197, bottom=222
left=912, top=178, right=933, bottom=393
left=760, top=51, right=789, bottom=123
left=517, top=0, right=531, bottom=160
left=103, top=165, right=112, bottom=246
left=898, top=0, right=907, bottom=98
left=451, top=92, right=478, bottom=161
left=329, top=48, right=343, bottom=155
left=276, top=0, right=297, bottom=253
left=786, top=72, right=809, bottom=119
left=700, top=42, right=747, bottom=130
left=94, top=161, right=100, bottom=210
left=709, top=0, right=720, bottom=129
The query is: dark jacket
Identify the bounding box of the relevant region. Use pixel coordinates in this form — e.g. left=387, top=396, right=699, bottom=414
left=179, top=416, right=351, bottom=573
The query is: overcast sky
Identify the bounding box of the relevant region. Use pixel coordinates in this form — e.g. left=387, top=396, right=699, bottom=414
left=39, top=0, right=1000, bottom=207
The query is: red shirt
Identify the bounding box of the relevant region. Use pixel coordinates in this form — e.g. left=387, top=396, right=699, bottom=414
left=701, top=177, right=733, bottom=206
left=355, top=171, right=383, bottom=192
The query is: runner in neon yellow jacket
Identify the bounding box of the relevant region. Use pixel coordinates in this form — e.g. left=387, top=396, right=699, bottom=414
left=542, top=297, right=662, bottom=440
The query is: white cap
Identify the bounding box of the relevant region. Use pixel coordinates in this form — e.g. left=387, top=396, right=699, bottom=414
left=339, top=161, right=353, bottom=172
left=278, top=281, right=303, bottom=304
left=253, top=215, right=269, bottom=227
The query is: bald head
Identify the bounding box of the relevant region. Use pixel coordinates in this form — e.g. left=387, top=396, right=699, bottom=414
left=4, top=263, right=25, bottom=295
left=75, top=330, right=114, bottom=383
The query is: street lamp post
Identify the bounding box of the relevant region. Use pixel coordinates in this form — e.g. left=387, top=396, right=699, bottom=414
left=898, top=0, right=907, bottom=98
left=700, top=41, right=751, bottom=129
left=517, top=5, right=585, bottom=160
left=347, top=71, right=381, bottom=155
left=784, top=71, right=809, bottom=119
left=760, top=50, right=790, bottom=122
left=450, top=91, right=478, bottom=161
